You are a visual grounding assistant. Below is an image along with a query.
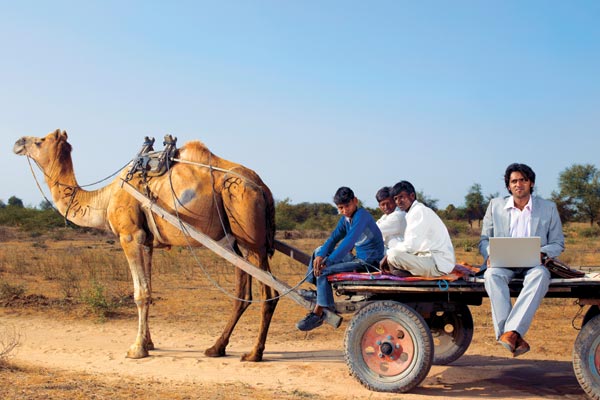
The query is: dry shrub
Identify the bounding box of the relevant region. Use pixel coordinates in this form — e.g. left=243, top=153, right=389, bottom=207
left=0, top=280, right=26, bottom=302
left=0, top=226, right=15, bottom=242
left=0, top=325, right=20, bottom=367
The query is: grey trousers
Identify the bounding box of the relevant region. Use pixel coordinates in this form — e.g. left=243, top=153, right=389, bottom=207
left=483, top=264, right=550, bottom=339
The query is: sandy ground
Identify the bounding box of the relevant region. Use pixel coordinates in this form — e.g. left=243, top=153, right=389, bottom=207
left=0, top=308, right=587, bottom=400
left=0, top=229, right=594, bottom=399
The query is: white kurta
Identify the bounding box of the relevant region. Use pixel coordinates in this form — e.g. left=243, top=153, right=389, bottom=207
left=376, top=208, right=406, bottom=249
left=390, top=200, right=455, bottom=273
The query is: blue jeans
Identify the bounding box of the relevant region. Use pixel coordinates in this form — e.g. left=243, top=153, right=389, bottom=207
left=306, top=250, right=376, bottom=309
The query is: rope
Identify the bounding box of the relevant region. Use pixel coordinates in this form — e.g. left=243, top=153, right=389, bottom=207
left=572, top=299, right=584, bottom=331
left=24, top=142, right=308, bottom=304
left=159, top=155, right=309, bottom=304
left=27, top=156, right=61, bottom=215
left=25, top=154, right=130, bottom=226
left=172, top=158, right=261, bottom=186
left=437, top=279, right=449, bottom=291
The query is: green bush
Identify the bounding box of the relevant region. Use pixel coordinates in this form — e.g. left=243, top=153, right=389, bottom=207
left=444, top=220, right=471, bottom=236
left=0, top=207, right=64, bottom=231
left=81, top=280, right=117, bottom=321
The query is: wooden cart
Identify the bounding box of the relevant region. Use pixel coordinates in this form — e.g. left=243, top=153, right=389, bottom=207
left=331, top=275, right=600, bottom=398
left=122, top=181, right=600, bottom=399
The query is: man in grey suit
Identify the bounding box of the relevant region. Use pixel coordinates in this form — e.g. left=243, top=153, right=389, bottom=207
left=479, top=163, right=564, bottom=357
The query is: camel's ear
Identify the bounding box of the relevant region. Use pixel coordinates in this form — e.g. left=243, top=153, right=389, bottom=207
left=61, top=130, right=68, bottom=140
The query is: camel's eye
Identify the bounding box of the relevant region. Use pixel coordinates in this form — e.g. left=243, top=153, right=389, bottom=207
left=35, top=138, right=45, bottom=147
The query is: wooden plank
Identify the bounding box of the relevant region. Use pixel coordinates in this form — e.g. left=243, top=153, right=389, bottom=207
left=273, top=239, right=311, bottom=265
left=120, top=180, right=342, bottom=328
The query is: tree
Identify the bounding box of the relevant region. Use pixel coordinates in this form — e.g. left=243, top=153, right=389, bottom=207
left=486, top=192, right=500, bottom=203
left=550, top=190, right=576, bottom=223
left=556, top=164, right=600, bottom=226
left=7, top=196, right=24, bottom=208
left=39, top=199, right=53, bottom=210
left=0, top=199, right=5, bottom=209
left=439, top=204, right=466, bottom=220
left=275, top=198, right=337, bottom=230
left=464, top=183, right=486, bottom=228
left=417, top=190, right=438, bottom=212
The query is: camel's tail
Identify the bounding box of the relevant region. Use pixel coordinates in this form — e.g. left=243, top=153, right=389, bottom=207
left=264, top=187, right=276, bottom=258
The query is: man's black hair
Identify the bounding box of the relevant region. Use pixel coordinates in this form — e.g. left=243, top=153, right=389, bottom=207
left=333, top=186, right=355, bottom=205
left=391, top=181, right=416, bottom=197
left=375, top=186, right=392, bottom=203
left=504, top=163, right=536, bottom=194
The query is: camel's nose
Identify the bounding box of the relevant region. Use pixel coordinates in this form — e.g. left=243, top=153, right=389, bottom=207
left=13, top=137, right=27, bottom=154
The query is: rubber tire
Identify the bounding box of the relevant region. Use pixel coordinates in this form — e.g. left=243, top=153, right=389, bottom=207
left=573, top=313, right=600, bottom=399
left=344, top=300, right=433, bottom=393
left=583, top=305, right=600, bottom=326
left=425, top=303, right=474, bottom=365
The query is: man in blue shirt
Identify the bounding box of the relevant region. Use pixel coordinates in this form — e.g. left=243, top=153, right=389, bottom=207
left=296, top=187, right=384, bottom=331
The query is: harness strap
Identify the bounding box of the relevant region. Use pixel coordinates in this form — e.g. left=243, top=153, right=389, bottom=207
left=142, top=205, right=166, bottom=244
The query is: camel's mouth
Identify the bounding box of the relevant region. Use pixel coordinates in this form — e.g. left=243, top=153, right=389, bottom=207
left=13, top=137, right=28, bottom=155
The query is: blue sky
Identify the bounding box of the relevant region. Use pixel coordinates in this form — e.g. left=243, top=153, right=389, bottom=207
left=2, top=1, right=599, bottom=209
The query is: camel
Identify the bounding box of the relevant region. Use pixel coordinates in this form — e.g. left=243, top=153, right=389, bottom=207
left=13, top=129, right=278, bottom=361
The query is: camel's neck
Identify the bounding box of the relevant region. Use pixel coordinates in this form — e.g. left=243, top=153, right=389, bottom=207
left=43, top=158, right=112, bottom=229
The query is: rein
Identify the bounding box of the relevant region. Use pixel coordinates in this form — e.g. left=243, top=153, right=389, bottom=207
left=26, top=156, right=70, bottom=226
left=24, top=142, right=298, bottom=304
left=25, top=154, right=130, bottom=226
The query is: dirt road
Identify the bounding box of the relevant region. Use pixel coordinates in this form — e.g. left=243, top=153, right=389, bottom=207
left=0, top=311, right=587, bottom=399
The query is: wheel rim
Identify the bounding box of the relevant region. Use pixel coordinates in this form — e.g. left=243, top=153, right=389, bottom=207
left=430, top=311, right=457, bottom=349
left=360, top=318, right=414, bottom=377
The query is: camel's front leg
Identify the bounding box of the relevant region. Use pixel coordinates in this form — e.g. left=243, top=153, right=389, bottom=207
left=120, top=231, right=153, bottom=359
left=142, top=243, right=154, bottom=351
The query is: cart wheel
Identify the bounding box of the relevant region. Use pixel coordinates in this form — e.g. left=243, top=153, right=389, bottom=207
left=344, top=300, right=433, bottom=393
left=426, top=303, right=473, bottom=365
left=583, top=305, right=600, bottom=326
left=573, top=313, right=600, bottom=399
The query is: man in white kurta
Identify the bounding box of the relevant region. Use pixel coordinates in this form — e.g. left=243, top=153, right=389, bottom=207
left=383, top=181, right=455, bottom=278
left=374, top=186, right=406, bottom=250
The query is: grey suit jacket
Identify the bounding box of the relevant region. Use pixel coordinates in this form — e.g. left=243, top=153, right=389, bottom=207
left=479, top=196, right=565, bottom=263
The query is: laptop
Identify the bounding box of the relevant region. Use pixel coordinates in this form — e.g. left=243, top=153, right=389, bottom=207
left=489, top=237, right=541, bottom=268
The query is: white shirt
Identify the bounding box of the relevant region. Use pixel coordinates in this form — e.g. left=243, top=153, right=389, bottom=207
left=376, top=208, right=407, bottom=249
left=390, top=200, right=456, bottom=273
left=505, top=196, right=533, bottom=238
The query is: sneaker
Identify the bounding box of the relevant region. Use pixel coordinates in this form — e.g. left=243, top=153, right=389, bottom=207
left=298, top=289, right=317, bottom=301
left=296, top=312, right=325, bottom=331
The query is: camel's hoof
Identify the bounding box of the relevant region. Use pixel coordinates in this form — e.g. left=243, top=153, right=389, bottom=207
left=145, top=341, right=155, bottom=351
left=204, top=346, right=226, bottom=358
left=126, top=346, right=149, bottom=359
left=241, top=352, right=263, bottom=362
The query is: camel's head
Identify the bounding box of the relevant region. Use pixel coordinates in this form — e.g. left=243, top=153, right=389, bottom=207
left=14, top=129, right=72, bottom=167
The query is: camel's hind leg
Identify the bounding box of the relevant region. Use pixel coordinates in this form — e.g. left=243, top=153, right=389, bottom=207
left=211, top=174, right=277, bottom=361
left=205, top=265, right=252, bottom=357
left=241, top=252, right=278, bottom=362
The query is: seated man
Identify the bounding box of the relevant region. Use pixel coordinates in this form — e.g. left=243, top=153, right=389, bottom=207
left=381, top=180, right=455, bottom=278
left=480, top=163, right=564, bottom=357
left=296, top=187, right=384, bottom=331
left=375, top=186, right=406, bottom=251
